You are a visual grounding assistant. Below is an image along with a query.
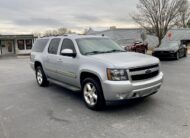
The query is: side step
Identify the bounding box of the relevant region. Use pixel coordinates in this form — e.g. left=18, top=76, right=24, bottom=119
left=47, top=78, right=81, bottom=92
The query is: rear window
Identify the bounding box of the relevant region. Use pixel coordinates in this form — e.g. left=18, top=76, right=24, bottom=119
left=32, top=39, right=49, bottom=52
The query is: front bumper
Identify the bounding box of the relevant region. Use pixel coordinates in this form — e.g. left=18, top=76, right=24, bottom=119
left=30, top=61, right=35, bottom=70
left=152, top=52, right=176, bottom=59
left=102, top=72, right=164, bottom=101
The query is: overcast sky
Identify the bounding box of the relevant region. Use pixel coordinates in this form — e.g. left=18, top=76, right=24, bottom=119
left=0, top=0, right=139, bottom=34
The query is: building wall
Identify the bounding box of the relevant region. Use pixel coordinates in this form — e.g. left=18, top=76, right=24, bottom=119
left=1, top=40, right=15, bottom=55
left=0, top=35, right=36, bottom=55
left=162, top=29, right=190, bottom=43
left=88, top=28, right=159, bottom=48
left=0, top=40, right=15, bottom=55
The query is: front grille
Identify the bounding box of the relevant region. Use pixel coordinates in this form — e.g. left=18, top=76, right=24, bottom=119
left=131, top=71, right=159, bottom=81
left=153, top=51, right=175, bottom=58
left=129, top=64, right=159, bottom=81
left=155, top=51, right=170, bottom=54
left=129, top=64, right=159, bottom=72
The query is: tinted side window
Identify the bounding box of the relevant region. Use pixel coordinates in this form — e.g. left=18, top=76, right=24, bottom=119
left=32, top=39, right=49, bottom=52
left=48, top=38, right=61, bottom=55
left=60, top=39, right=76, bottom=54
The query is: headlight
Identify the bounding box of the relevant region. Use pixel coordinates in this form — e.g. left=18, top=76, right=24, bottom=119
left=107, top=69, right=128, bottom=81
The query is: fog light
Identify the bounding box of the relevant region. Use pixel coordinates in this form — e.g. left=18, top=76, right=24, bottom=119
left=116, top=93, right=127, bottom=100
left=132, top=93, right=140, bottom=98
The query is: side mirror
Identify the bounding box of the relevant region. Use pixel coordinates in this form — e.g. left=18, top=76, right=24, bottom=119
left=61, top=49, right=76, bottom=57
left=182, top=44, right=187, bottom=48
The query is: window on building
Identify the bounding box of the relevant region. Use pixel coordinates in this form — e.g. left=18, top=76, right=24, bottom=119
left=48, top=38, right=61, bottom=55
left=25, top=39, right=33, bottom=50
left=32, top=39, right=49, bottom=53
left=60, top=39, right=76, bottom=54
left=17, top=40, right=25, bottom=50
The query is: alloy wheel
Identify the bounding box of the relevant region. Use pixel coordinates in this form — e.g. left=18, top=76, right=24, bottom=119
left=83, top=82, right=98, bottom=106
left=37, top=70, right=43, bottom=85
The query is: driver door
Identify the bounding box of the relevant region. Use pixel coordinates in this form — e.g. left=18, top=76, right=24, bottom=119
left=56, top=38, right=79, bottom=86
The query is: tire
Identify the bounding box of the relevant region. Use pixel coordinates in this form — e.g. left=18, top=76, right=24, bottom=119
left=82, top=77, right=105, bottom=110
left=35, top=66, right=49, bottom=87
left=175, top=51, right=180, bottom=60
left=184, top=50, right=187, bottom=57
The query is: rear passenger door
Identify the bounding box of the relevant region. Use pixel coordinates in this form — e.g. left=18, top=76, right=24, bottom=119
left=56, top=38, right=79, bottom=86
left=44, top=38, right=61, bottom=79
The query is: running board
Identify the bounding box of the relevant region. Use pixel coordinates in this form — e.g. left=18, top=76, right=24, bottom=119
left=47, top=78, right=81, bottom=92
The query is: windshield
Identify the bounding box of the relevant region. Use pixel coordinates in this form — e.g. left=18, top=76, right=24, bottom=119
left=116, top=39, right=135, bottom=46
left=76, top=38, right=124, bottom=55
left=160, top=42, right=179, bottom=48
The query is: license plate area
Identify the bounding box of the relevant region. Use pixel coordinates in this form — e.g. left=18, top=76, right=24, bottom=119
left=140, top=85, right=160, bottom=97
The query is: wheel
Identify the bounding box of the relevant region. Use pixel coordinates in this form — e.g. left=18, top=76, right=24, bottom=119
left=175, top=51, right=180, bottom=60
left=82, top=77, right=105, bottom=110
left=36, top=66, right=49, bottom=87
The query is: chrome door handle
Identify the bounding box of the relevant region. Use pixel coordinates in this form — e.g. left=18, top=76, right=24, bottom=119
left=57, top=59, right=62, bottom=62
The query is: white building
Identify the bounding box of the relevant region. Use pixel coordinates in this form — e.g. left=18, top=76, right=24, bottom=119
left=0, top=35, right=36, bottom=55
left=86, top=28, right=159, bottom=48
left=162, top=29, right=190, bottom=46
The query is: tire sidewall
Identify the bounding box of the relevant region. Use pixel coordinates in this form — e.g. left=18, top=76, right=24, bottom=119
left=82, top=78, right=105, bottom=110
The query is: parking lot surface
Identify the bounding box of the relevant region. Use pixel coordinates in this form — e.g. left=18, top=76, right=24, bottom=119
left=0, top=56, right=190, bottom=138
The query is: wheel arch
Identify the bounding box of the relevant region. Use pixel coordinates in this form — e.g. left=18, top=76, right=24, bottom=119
left=80, top=71, right=106, bottom=108
left=34, top=61, right=43, bottom=70
left=80, top=71, right=102, bottom=87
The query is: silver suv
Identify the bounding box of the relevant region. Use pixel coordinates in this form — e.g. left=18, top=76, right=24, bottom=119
left=30, top=35, right=164, bottom=110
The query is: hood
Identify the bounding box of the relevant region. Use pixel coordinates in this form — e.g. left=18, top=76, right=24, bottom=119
left=154, top=47, right=178, bottom=52
left=89, top=52, right=159, bottom=68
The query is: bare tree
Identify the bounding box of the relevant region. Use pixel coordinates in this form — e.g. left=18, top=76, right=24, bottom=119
left=83, top=27, right=94, bottom=35
left=141, top=31, right=147, bottom=43
left=178, top=0, right=190, bottom=28
left=132, top=0, right=186, bottom=46
left=187, top=19, right=190, bottom=28
left=57, top=27, right=69, bottom=35
left=44, top=30, right=54, bottom=37
left=43, top=27, right=74, bottom=37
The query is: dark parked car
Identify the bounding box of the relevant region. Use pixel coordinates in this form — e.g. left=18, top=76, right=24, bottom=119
left=152, top=41, right=187, bottom=60
left=124, top=41, right=148, bottom=54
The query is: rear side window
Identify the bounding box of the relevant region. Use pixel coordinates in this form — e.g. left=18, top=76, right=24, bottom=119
left=32, top=39, right=49, bottom=52
left=48, top=38, right=61, bottom=55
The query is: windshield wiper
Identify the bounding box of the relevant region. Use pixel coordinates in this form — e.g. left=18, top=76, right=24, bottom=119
left=104, top=49, right=126, bottom=53
left=84, top=50, right=125, bottom=55
left=84, top=51, right=106, bottom=55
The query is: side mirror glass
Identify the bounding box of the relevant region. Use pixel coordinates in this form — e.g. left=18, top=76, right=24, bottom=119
left=61, top=49, right=76, bottom=57
left=182, top=44, right=187, bottom=48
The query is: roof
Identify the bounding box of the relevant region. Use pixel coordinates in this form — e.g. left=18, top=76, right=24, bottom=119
left=38, top=35, right=108, bottom=40
left=0, top=34, right=36, bottom=40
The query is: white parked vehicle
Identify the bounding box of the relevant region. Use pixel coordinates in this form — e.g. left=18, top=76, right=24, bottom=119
left=30, top=35, right=164, bottom=110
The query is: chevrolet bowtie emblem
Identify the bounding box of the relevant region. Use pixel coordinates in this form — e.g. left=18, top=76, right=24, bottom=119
left=145, top=69, right=152, bottom=74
